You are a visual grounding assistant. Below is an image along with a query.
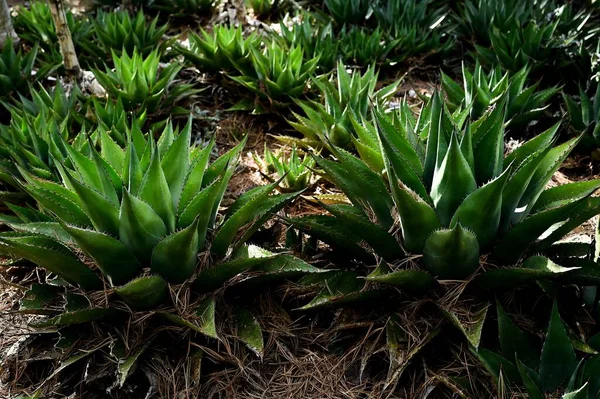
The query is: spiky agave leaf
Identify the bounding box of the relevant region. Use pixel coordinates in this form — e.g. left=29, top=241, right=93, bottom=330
left=287, top=91, right=600, bottom=308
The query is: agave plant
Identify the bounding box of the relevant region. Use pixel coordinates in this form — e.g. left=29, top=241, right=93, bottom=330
left=246, top=0, right=281, bottom=17
left=455, top=0, right=590, bottom=46
left=253, top=144, right=316, bottom=192
left=0, top=120, right=319, bottom=390
left=177, top=26, right=261, bottom=76
left=277, top=18, right=339, bottom=73
left=12, top=1, right=94, bottom=70
left=473, top=301, right=600, bottom=397
left=372, top=0, right=454, bottom=63
left=92, top=49, right=199, bottom=116
left=286, top=92, right=600, bottom=310
left=92, top=10, right=168, bottom=58
left=338, top=26, right=398, bottom=67
left=324, top=0, right=370, bottom=26
left=229, top=43, right=320, bottom=111
left=150, top=0, right=216, bottom=17
left=563, top=83, right=600, bottom=154
left=442, top=61, right=560, bottom=129
left=0, top=40, right=40, bottom=98
left=288, top=62, right=400, bottom=150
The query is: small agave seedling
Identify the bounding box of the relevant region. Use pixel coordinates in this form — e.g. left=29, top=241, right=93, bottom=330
left=229, top=42, right=320, bottom=112
left=253, top=144, right=316, bottom=192
left=0, top=39, right=39, bottom=98
left=287, top=92, right=600, bottom=309
left=0, top=119, right=320, bottom=389
left=288, top=62, right=400, bottom=150
left=473, top=301, right=600, bottom=397
left=92, top=10, right=168, bottom=58
left=563, top=83, right=600, bottom=153
left=442, top=61, right=560, bottom=129
left=177, top=25, right=261, bottom=76
left=92, top=49, right=200, bottom=116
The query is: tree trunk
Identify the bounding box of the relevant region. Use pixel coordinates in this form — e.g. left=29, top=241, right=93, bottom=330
left=0, top=0, right=18, bottom=48
left=48, top=0, right=81, bottom=80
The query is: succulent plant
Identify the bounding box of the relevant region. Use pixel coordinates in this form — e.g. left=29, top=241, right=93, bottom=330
left=253, top=144, right=316, bottom=192
left=246, top=0, right=282, bottom=17
left=287, top=92, right=600, bottom=309
left=150, top=0, right=217, bottom=16
left=92, top=49, right=199, bottom=116
left=473, top=301, right=600, bottom=397
left=563, top=83, right=600, bottom=153
left=338, top=26, right=398, bottom=67
left=229, top=42, right=320, bottom=112
left=177, top=25, right=261, bottom=76
left=277, top=18, right=339, bottom=73
left=442, top=61, right=560, bottom=129
left=372, top=0, right=454, bottom=63
left=324, top=0, right=370, bottom=26
left=455, top=0, right=592, bottom=47
left=12, top=1, right=94, bottom=70
left=288, top=62, right=400, bottom=151
left=0, top=120, right=319, bottom=390
left=0, top=40, right=40, bottom=98
left=92, top=10, right=168, bottom=59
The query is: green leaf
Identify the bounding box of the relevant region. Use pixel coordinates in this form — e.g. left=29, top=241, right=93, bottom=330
left=161, top=117, right=191, bottom=209
left=195, top=297, right=218, bottom=339
left=119, top=188, right=167, bottom=263
left=516, top=357, right=544, bottom=399
left=497, top=300, right=538, bottom=369
left=234, top=307, right=264, bottom=357
left=61, top=168, right=120, bottom=236
left=439, top=302, right=488, bottom=349
left=20, top=283, right=59, bottom=312
left=430, top=133, right=477, bottom=225
left=365, top=269, right=436, bottom=293
left=387, top=169, right=441, bottom=253
left=423, top=224, right=480, bottom=279
left=118, top=340, right=152, bottom=388
left=62, top=224, right=141, bottom=286
left=472, top=256, right=580, bottom=291
left=471, top=347, right=520, bottom=385
left=0, top=233, right=101, bottom=290
left=450, top=167, right=511, bottom=249
left=193, top=244, right=278, bottom=293
left=151, top=217, right=199, bottom=283
left=115, top=276, right=168, bottom=310
left=138, top=147, right=175, bottom=232
left=212, top=185, right=298, bottom=256
left=539, top=301, right=577, bottom=392
left=33, top=308, right=118, bottom=328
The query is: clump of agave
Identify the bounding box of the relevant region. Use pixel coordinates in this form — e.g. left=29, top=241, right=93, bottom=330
left=177, top=25, right=261, bottom=76
left=563, top=83, right=600, bottom=154
left=92, top=48, right=199, bottom=116
left=0, top=40, right=39, bottom=98
left=229, top=42, right=320, bottom=112
left=92, top=10, right=168, bottom=58
left=473, top=300, right=600, bottom=397
left=287, top=92, right=600, bottom=308
left=288, top=62, right=400, bottom=150
left=0, top=119, right=320, bottom=389
left=253, top=144, right=316, bottom=192
left=442, top=61, right=560, bottom=129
